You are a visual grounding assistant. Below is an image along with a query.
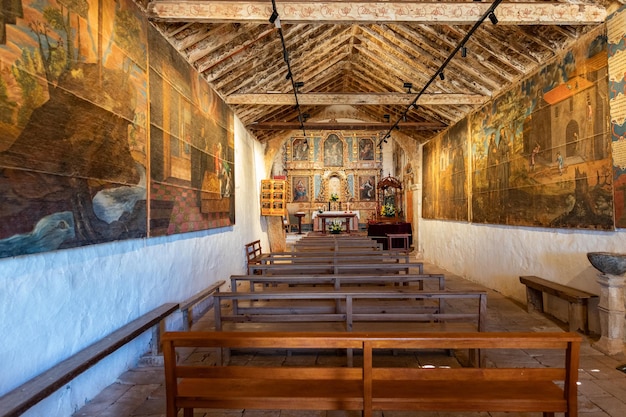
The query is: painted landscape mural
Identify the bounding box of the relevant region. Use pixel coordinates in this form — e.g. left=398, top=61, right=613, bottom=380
left=424, top=29, right=613, bottom=230
left=0, top=0, right=234, bottom=259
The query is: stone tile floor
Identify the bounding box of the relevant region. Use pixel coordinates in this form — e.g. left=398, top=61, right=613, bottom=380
left=73, top=262, right=626, bottom=417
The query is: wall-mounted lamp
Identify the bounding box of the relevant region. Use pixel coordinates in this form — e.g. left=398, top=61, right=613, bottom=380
left=439, top=72, right=445, bottom=80
left=488, top=12, right=498, bottom=24
left=403, top=82, right=413, bottom=93
left=461, top=46, right=467, bottom=57
left=286, top=71, right=292, bottom=80
left=294, top=81, right=304, bottom=92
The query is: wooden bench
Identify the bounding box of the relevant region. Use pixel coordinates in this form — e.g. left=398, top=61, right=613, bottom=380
left=179, top=280, right=225, bottom=330
left=213, top=288, right=486, bottom=333
left=245, top=240, right=263, bottom=273
left=230, top=273, right=446, bottom=292
left=248, top=262, right=424, bottom=275
left=162, top=331, right=581, bottom=417
left=520, top=275, right=598, bottom=334
left=260, top=252, right=410, bottom=264
left=0, top=303, right=178, bottom=417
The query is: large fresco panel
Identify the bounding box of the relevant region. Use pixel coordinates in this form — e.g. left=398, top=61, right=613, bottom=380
left=0, top=0, right=150, bottom=258
left=422, top=119, right=468, bottom=221
left=147, top=24, right=235, bottom=237
left=469, top=32, right=612, bottom=230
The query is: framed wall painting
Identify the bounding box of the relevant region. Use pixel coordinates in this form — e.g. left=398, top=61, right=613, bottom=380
left=292, top=176, right=310, bottom=202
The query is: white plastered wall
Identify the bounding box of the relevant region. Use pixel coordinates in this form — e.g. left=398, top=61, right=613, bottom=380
left=0, top=117, right=269, bottom=417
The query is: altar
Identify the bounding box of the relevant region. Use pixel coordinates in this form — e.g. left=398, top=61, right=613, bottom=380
left=312, top=211, right=360, bottom=234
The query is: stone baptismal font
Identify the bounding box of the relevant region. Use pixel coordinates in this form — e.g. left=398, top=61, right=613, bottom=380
left=587, top=252, right=626, bottom=355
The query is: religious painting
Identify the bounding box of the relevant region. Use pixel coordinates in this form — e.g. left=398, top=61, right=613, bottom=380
left=292, top=138, right=309, bottom=161
left=422, top=120, right=468, bottom=221
left=0, top=0, right=236, bottom=259
left=358, top=138, right=375, bottom=160
left=292, top=176, right=309, bottom=202
left=608, top=7, right=626, bottom=227
left=468, top=32, right=612, bottom=229
left=0, top=0, right=150, bottom=258
left=149, top=25, right=235, bottom=236
left=359, top=176, right=376, bottom=201
left=324, top=134, right=344, bottom=166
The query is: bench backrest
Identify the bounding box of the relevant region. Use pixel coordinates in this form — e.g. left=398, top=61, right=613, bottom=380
left=248, top=262, right=424, bottom=275
left=162, top=331, right=580, bottom=417
left=245, top=240, right=263, bottom=263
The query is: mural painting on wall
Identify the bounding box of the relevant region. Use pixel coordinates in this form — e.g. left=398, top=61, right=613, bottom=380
left=292, top=138, right=309, bottom=161
left=475, top=33, right=611, bottom=229
left=358, top=138, right=375, bottom=160
left=148, top=25, right=235, bottom=236
left=359, top=176, right=376, bottom=201
left=424, top=32, right=612, bottom=230
left=0, top=0, right=150, bottom=258
left=422, top=119, right=469, bottom=221
left=324, top=134, right=343, bottom=166
left=608, top=6, right=626, bottom=227
left=292, top=176, right=309, bottom=202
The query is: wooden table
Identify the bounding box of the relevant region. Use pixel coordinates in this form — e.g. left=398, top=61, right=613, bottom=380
left=314, top=212, right=358, bottom=234
left=295, top=212, right=306, bottom=234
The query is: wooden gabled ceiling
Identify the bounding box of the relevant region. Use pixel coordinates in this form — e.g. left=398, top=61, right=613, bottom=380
left=145, top=0, right=621, bottom=144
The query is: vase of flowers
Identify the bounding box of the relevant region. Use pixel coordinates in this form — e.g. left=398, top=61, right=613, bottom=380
left=329, top=219, right=342, bottom=234
left=329, top=193, right=339, bottom=211
left=381, top=203, right=396, bottom=217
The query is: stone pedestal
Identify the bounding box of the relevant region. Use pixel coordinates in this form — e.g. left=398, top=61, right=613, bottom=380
left=593, top=273, right=626, bottom=355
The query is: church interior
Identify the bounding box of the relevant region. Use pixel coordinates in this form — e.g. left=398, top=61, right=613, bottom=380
left=1, top=0, right=626, bottom=416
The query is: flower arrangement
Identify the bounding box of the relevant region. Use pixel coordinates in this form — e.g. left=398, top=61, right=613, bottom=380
left=329, top=219, right=342, bottom=233
left=381, top=203, right=396, bottom=217
left=330, top=193, right=339, bottom=202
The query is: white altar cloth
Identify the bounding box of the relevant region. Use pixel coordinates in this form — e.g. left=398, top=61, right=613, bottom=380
left=312, top=211, right=360, bottom=232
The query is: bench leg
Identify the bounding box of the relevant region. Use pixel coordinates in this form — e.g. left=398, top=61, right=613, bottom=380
left=569, top=302, right=588, bottom=334
left=183, top=408, right=193, bottom=417
left=525, top=287, right=544, bottom=313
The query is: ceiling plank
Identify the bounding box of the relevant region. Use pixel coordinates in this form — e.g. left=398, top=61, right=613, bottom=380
left=225, top=93, right=488, bottom=106
left=148, top=2, right=606, bottom=25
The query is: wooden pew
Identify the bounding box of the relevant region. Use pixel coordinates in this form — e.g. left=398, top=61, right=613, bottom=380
left=260, top=252, right=410, bottom=264
left=162, top=331, right=581, bottom=417
left=295, top=238, right=382, bottom=251
left=248, top=262, right=424, bottom=275
left=245, top=240, right=264, bottom=273
left=179, top=280, right=225, bottom=330
left=230, top=273, right=445, bottom=292
left=0, top=303, right=178, bottom=417
left=213, top=288, right=486, bottom=332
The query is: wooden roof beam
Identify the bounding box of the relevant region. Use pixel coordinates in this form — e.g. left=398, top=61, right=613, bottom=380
left=226, top=93, right=487, bottom=106
left=248, top=121, right=447, bottom=130
left=148, top=2, right=607, bottom=25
